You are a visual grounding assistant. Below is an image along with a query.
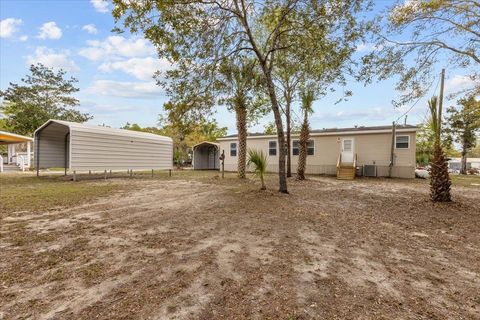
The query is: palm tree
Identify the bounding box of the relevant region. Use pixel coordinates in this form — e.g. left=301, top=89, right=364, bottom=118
left=296, top=88, right=315, bottom=180
left=218, top=59, right=267, bottom=179
left=428, top=96, right=452, bottom=202
left=247, top=149, right=268, bottom=190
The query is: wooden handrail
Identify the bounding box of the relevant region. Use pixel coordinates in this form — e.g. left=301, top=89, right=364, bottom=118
left=337, top=153, right=342, bottom=168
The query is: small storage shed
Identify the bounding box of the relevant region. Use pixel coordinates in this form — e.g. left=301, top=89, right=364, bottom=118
left=34, top=119, right=173, bottom=173
left=192, top=141, right=219, bottom=170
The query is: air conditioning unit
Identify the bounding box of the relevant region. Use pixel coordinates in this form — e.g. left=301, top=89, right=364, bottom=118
left=363, top=165, right=377, bottom=177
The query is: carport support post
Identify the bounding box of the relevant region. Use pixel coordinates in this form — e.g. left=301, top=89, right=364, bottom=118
left=151, top=169, right=154, bottom=178
left=36, top=134, right=40, bottom=177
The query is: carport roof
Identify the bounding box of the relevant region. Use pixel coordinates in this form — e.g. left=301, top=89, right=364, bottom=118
left=192, top=141, right=219, bottom=149
left=34, top=119, right=172, bottom=142
left=0, top=131, right=33, bottom=145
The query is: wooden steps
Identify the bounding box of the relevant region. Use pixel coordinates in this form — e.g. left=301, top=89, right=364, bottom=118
left=337, top=166, right=355, bottom=180
left=336, top=154, right=357, bottom=180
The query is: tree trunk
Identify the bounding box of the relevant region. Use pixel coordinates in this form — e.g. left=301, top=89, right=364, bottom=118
left=264, top=71, right=288, bottom=193
left=285, top=93, right=292, bottom=178
left=296, top=114, right=309, bottom=180
left=460, top=150, right=467, bottom=175
left=429, top=141, right=452, bottom=202
left=260, top=174, right=266, bottom=190
left=236, top=106, right=247, bottom=179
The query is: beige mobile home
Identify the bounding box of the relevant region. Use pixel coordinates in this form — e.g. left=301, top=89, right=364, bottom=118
left=34, top=119, right=173, bottom=174
left=217, top=125, right=418, bottom=179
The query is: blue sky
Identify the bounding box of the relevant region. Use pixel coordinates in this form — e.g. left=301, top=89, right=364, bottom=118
left=0, top=0, right=475, bottom=134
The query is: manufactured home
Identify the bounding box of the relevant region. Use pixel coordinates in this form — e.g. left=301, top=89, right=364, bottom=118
left=217, top=125, right=418, bottom=179
left=34, top=119, right=173, bottom=174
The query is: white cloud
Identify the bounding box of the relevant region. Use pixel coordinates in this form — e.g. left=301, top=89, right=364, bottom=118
left=311, top=107, right=392, bottom=122
left=90, top=0, right=109, bottom=13
left=98, top=57, right=172, bottom=80
left=445, top=75, right=476, bottom=93
left=82, top=24, right=98, bottom=34
left=37, top=21, right=62, bottom=40
left=356, top=42, right=382, bottom=53
left=79, top=35, right=155, bottom=61
left=86, top=80, right=164, bottom=98
left=27, top=47, right=79, bottom=72
left=0, top=18, right=22, bottom=38
left=19, top=35, right=28, bottom=41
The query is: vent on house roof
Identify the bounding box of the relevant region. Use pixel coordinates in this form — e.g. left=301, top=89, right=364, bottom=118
left=363, top=165, right=377, bottom=177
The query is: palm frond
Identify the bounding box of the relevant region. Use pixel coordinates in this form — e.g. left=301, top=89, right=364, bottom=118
left=247, top=149, right=267, bottom=176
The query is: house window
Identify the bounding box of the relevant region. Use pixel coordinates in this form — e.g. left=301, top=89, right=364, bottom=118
left=395, top=135, right=410, bottom=149
left=269, top=141, right=277, bottom=156
left=292, top=140, right=314, bottom=156
left=230, top=142, right=237, bottom=156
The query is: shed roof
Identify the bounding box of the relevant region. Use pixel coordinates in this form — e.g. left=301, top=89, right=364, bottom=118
left=35, top=119, right=172, bottom=142
left=0, top=131, right=33, bottom=145
left=218, top=124, right=419, bottom=140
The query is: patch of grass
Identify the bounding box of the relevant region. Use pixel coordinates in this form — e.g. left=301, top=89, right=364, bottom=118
left=0, top=174, right=123, bottom=215
left=450, top=174, right=480, bottom=187
left=79, top=261, right=108, bottom=286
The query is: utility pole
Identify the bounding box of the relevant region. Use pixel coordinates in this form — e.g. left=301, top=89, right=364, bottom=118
left=438, top=69, right=445, bottom=139
left=389, top=121, right=396, bottom=178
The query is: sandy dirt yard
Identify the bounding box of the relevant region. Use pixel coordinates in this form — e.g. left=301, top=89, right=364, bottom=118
left=1, top=174, right=479, bottom=319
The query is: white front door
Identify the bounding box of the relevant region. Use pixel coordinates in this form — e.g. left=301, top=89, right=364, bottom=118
left=341, top=137, right=355, bottom=163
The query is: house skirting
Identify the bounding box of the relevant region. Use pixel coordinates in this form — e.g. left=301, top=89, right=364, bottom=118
left=223, top=164, right=415, bottom=179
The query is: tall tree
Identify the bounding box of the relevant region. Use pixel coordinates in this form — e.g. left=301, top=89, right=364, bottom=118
left=296, top=87, right=315, bottom=180
left=362, top=0, right=480, bottom=106
left=428, top=96, right=452, bottom=202
left=157, top=101, right=227, bottom=166
left=274, top=51, right=302, bottom=178
left=113, top=0, right=371, bottom=193
left=0, top=64, right=91, bottom=135
left=217, top=59, right=268, bottom=179
left=445, top=95, right=480, bottom=174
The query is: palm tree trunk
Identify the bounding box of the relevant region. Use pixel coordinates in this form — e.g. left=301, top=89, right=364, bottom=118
left=236, top=106, right=247, bottom=179
left=429, top=141, right=452, bottom=202
left=296, top=114, right=309, bottom=180
left=260, top=174, right=266, bottom=190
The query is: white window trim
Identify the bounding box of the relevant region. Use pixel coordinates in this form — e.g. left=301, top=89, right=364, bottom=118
left=268, top=140, right=277, bottom=156
left=292, top=139, right=315, bottom=156
left=395, top=135, right=410, bottom=149
left=230, top=142, right=237, bottom=156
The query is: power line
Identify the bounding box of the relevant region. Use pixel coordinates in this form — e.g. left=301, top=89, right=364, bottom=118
left=393, top=74, right=441, bottom=124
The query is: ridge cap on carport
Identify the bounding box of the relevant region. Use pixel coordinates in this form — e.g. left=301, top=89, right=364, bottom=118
left=192, top=141, right=220, bottom=149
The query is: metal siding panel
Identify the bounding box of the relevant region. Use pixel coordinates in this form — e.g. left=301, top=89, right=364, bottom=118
left=70, top=129, right=173, bottom=170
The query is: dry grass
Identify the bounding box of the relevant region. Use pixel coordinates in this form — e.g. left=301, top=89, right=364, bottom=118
left=0, top=171, right=479, bottom=319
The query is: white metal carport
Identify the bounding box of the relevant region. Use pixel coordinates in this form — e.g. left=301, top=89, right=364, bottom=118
left=34, top=119, right=173, bottom=176
left=192, top=141, right=219, bottom=170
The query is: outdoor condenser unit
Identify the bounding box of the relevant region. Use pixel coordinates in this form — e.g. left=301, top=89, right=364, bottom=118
left=363, top=165, right=377, bottom=177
